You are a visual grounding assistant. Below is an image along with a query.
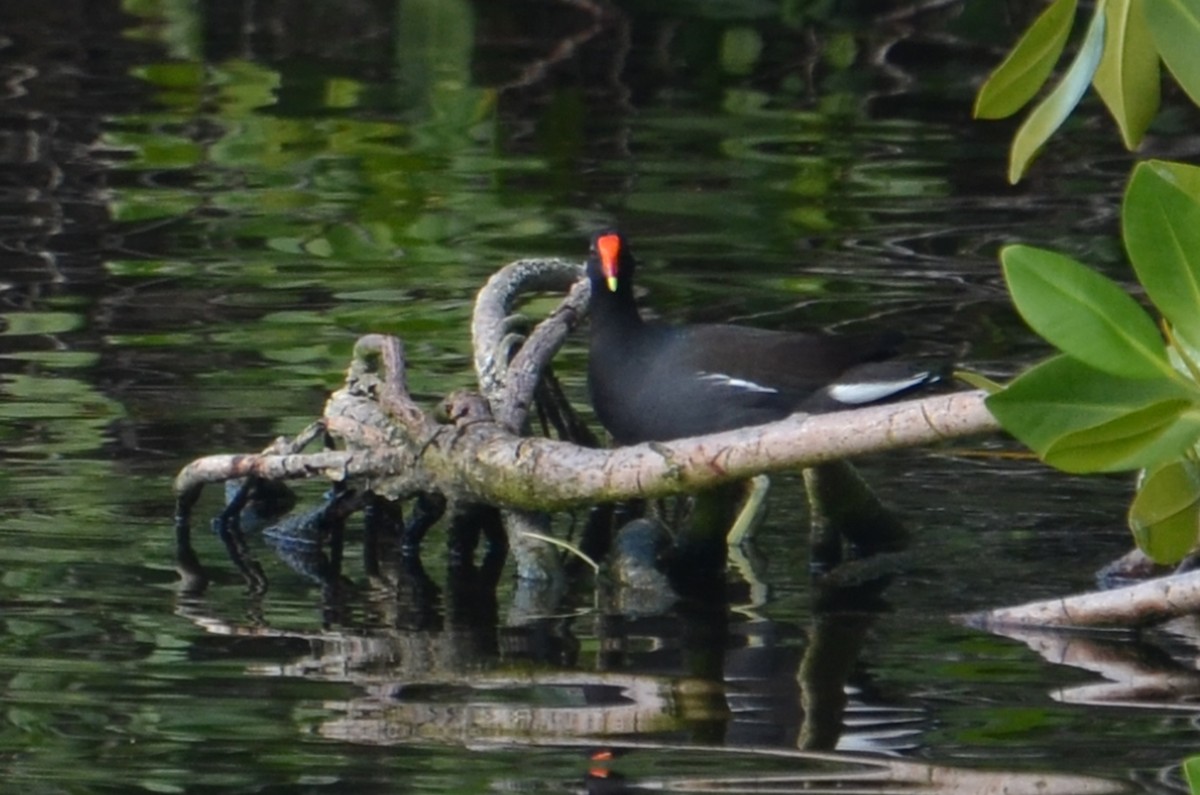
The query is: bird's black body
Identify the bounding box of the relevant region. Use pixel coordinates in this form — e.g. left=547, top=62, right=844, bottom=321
left=585, top=230, right=935, bottom=445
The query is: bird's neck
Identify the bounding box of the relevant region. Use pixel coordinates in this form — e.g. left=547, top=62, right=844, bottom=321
left=590, top=286, right=643, bottom=337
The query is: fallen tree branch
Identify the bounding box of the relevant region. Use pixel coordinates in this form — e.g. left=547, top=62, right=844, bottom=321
left=174, top=252, right=1200, bottom=630
left=174, top=256, right=1002, bottom=584
left=176, top=388, right=999, bottom=512
left=962, top=569, right=1200, bottom=629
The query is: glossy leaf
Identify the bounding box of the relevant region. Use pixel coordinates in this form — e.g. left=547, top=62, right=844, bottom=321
left=1092, top=0, right=1161, bottom=148
left=1184, top=755, right=1200, bottom=795
left=986, top=354, right=1194, bottom=454
left=1169, top=326, right=1200, bottom=385
left=1124, top=160, right=1200, bottom=352
left=1142, top=157, right=1200, bottom=196
left=1008, top=3, right=1105, bottom=183
left=1144, top=0, right=1200, bottom=108
left=974, top=0, right=1077, bottom=119
left=1044, top=400, right=1200, bottom=472
left=1002, top=245, right=1171, bottom=379
left=954, top=370, right=1004, bottom=393
left=1129, top=459, right=1200, bottom=563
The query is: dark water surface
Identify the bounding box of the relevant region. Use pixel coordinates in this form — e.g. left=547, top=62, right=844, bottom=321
left=3, top=2, right=1198, bottom=793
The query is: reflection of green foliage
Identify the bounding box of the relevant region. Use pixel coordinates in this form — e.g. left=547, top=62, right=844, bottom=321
left=102, top=0, right=960, bottom=421
left=104, top=0, right=513, bottom=403
left=781, top=0, right=836, bottom=28
left=721, top=27, right=763, bottom=76
left=112, top=0, right=498, bottom=284
left=122, top=0, right=204, bottom=59
left=0, top=374, right=125, bottom=456
left=647, top=100, right=950, bottom=237
left=396, top=0, right=492, bottom=150
left=648, top=0, right=779, bottom=21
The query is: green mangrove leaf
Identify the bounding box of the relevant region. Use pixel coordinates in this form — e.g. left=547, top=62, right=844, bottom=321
left=1009, top=2, right=1106, bottom=183
left=1129, top=459, right=1200, bottom=563
left=1144, top=0, right=1200, bottom=108
left=1093, top=0, right=1161, bottom=148
left=1184, top=755, right=1200, bottom=795
left=954, top=370, right=1005, bottom=393
left=1131, top=460, right=1200, bottom=526
left=974, top=0, right=1077, bottom=119
left=1044, top=400, right=1200, bottom=472
left=1131, top=488, right=1199, bottom=563
left=1125, top=161, right=1200, bottom=353
left=1148, top=158, right=1200, bottom=195
left=986, top=354, right=1193, bottom=454
left=1169, top=324, right=1200, bottom=385
left=1002, top=244, right=1171, bottom=379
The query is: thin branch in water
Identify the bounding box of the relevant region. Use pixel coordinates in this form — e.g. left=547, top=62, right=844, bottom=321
left=521, top=530, right=601, bottom=574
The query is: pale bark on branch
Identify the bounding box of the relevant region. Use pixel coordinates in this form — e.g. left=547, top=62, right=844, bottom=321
left=176, top=254, right=1200, bottom=634
left=169, top=255, right=1200, bottom=634
left=964, top=569, right=1200, bottom=630
left=176, top=389, right=998, bottom=512
left=177, top=256, right=1001, bottom=510
left=174, top=256, right=1002, bottom=583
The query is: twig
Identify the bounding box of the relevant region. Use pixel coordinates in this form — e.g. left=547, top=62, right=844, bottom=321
left=520, top=530, right=601, bottom=574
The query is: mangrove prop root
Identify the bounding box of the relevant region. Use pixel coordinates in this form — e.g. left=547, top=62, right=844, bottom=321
left=174, top=258, right=1001, bottom=584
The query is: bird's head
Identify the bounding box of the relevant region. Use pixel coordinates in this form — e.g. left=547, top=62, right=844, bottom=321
left=587, top=230, right=631, bottom=293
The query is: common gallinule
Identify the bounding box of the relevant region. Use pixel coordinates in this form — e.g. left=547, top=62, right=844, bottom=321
left=585, top=230, right=938, bottom=445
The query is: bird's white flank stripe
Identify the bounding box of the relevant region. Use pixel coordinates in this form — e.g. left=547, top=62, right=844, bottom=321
left=827, top=373, right=930, bottom=405
left=697, top=372, right=779, bottom=394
